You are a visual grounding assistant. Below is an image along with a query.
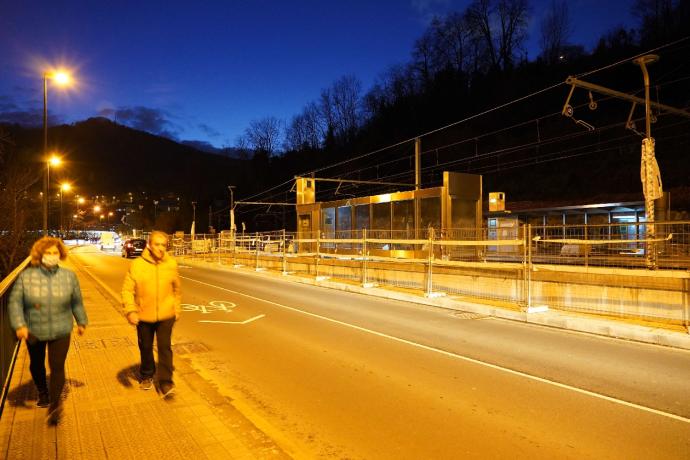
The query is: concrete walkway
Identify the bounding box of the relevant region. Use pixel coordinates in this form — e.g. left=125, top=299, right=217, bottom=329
left=0, top=259, right=289, bottom=460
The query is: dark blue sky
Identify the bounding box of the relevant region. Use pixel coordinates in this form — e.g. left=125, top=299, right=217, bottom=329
left=0, top=1, right=636, bottom=149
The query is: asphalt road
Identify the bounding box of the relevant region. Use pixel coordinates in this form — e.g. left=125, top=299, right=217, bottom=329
left=70, top=246, right=690, bottom=459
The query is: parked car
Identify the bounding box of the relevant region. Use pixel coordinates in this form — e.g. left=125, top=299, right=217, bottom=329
left=122, top=238, right=146, bottom=258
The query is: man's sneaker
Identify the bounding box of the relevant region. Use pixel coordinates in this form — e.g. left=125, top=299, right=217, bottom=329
left=46, top=404, right=62, bottom=426
left=139, top=378, right=153, bottom=390
left=160, top=382, right=175, bottom=399
left=37, top=392, right=50, bottom=408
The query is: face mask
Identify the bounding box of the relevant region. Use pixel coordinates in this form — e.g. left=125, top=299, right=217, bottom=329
left=42, top=254, right=60, bottom=267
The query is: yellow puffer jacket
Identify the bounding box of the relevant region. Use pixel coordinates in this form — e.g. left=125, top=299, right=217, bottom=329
left=122, top=248, right=181, bottom=322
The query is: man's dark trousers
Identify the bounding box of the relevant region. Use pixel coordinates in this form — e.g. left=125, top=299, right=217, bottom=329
left=136, top=318, right=175, bottom=384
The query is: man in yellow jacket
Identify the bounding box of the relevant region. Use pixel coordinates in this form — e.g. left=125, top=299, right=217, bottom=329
left=122, top=231, right=181, bottom=397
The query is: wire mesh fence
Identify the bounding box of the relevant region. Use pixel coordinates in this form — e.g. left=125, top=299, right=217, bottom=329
left=169, top=221, right=690, bottom=326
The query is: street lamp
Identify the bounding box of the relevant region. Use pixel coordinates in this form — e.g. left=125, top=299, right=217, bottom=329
left=43, top=154, right=62, bottom=234
left=42, top=69, right=72, bottom=235
left=59, top=182, right=71, bottom=235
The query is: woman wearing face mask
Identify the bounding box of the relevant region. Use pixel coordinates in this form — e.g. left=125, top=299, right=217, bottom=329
left=8, top=236, right=88, bottom=425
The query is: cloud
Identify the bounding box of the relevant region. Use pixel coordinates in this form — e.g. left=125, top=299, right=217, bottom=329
left=98, top=105, right=181, bottom=140
left=198, top=123, right=220, bottom=138
left=0, top=94, right=62, bottom=126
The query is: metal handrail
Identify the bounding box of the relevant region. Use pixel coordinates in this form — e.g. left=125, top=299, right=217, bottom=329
left=0, top=256, right=30, bottom=420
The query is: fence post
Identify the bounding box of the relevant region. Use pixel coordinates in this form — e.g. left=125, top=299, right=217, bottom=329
left=522, top=223, right=528, bottom=307
left=255, top=232, right=260, bottom=271
left=315, top=232, right=320, bottom=278
left=527, top=224, right=533, bottom=310
left=282, top=229, right=288, bottom=275
left=362, top=228, right=370, bottom=287
left=425, top=228, right=434, bottom=297
left=584, top=224, right=589, bottom=268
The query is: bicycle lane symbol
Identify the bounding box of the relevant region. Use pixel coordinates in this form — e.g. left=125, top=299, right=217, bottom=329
left=181, top=300, right=265, bottom=324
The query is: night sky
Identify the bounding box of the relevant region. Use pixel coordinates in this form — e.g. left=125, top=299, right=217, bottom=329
left=0, top=0, right=636, bottom=149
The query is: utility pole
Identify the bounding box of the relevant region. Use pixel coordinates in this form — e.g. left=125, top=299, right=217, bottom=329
left=228, top=185, right=236, bottom=235
left=561, top=55, right=690, bottom=269
left=415, top=137, right=421, bottom=241
left=191, top=201, right=197, bottom=235
left=634, top=54, right=662, bottom=268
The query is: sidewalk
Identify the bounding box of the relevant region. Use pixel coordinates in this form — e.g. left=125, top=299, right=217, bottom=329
left=0, top=259, right=290, bottom=460
left=179, top=255, right=690, bottom=351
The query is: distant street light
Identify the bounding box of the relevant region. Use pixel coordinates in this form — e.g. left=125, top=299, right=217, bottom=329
left=42, top=69, right=72, bottom=235
left=153, top=200, right=159, bottom=222
left=108, top=211, right=113, bottom=225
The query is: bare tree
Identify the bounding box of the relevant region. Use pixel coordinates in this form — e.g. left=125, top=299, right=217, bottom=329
left=496, top=0, right=530, bottom=69
left=465, top=0, right=498, bottom=69
left=465, top=0, right=530, bottom=71
left=319, top=75, right=362, bottom=144
left=633, top=0, right=678, bottom=44
left=540, top=0, right=572, bottom=63
left=285, top=101, right=324, bottom=151
left=0, top=130, right=41, bottom=276
left=244, top=117, right=282, bottom=156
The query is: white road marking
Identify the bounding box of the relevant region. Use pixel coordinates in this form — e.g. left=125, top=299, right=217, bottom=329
left=199, top=314, right=266, bottom=325
left=182, top=300, right=236, bottom=313
left=180, top=275, right=690, bottom=424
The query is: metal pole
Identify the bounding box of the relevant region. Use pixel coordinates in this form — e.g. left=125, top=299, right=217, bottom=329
left=527, top=224, right=533, bottom=309
left=282, top=228, right=288, bottom=275
left=634, top=54, right=660, bottom=268
left=43, top=74, right=48, bottom=235
left=59, top=191, right=63, bottom=236
left=315, top=232, right=320, bottom=278
left=255, top=231, right=260, bottom=271
left=362, top=228, right=368, bottom=286
left=426, top=228, right=434, bottom=296
left=415, top=138, right=421, bottom=242
left=522, top=223, right=528, bottom=307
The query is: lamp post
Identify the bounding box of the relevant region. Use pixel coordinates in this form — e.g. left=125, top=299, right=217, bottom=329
left=59, top=182, right=71, bottom=236
left=153, top=200, right=159, bottom=222
left=42, top=70, right=71, bottom=235
left=43, top=155, right=62, bottom=234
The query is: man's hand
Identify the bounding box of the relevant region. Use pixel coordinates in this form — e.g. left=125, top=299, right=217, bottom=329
left=15, top=327, right=29, bottom=340
left=77, top=325, right=86, bottom=336
left=126, top=312, right=140, bottom=326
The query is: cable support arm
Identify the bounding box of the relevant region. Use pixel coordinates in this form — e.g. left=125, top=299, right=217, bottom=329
left=564, top=77, right=690, bottom=119
left=296, top=176, right=413, bottom=188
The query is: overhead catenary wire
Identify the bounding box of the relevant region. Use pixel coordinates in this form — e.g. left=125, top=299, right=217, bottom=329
left=233, top=38, right=690, bottom=210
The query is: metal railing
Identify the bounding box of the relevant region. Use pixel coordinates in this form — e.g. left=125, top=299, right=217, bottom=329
left=1, top=257, right=30, bottom=419
left=176, top=222, right=690, bottom=327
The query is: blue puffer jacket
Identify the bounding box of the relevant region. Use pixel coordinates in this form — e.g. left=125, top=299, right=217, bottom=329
left=8, top=265, right=88, bottom=341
